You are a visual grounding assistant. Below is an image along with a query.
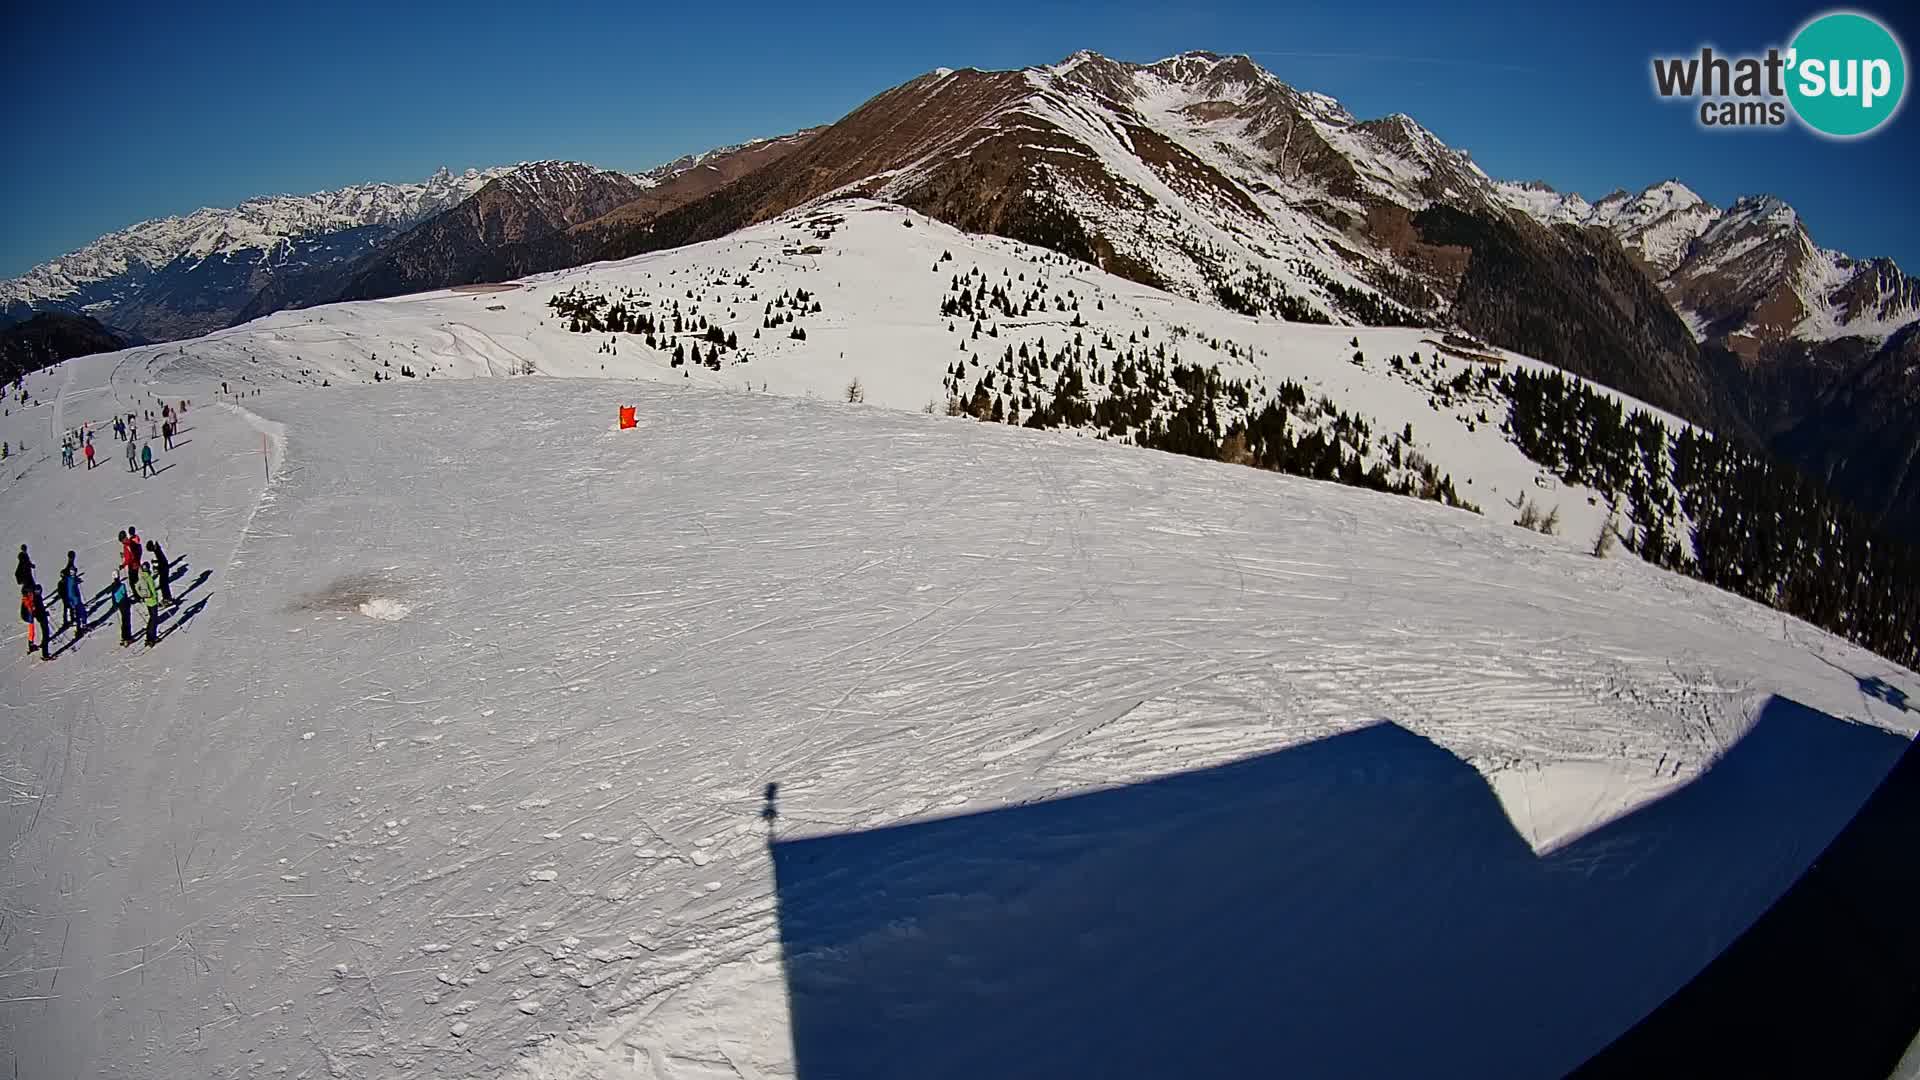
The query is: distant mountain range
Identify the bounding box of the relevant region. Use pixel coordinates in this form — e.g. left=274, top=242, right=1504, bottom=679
left=0, top=139, right=814, bottom=343
left=3, top=51, right=1915, bottom=532
left=1, top=167, right=504, bottom=340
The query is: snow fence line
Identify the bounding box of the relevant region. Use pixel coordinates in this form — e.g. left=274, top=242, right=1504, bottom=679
left=215, top=400, right=289, bottom=481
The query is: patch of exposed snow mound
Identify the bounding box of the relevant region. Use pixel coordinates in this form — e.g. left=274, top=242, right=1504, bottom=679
left=358, top=598, right=410, bottom=621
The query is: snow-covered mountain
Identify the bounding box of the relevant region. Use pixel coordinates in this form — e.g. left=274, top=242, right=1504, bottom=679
left=1, top=167, right=505, bottom=321
left=538, top=51, right=1732, bottom=449
left=1497, top=180, right=1920, bottom=348
left=1668, top=195, right=1920, bottom=347
left=674, top=50, right=1511, bottom=322
left=321, top=162, right=649, bottom=304
left=337, top=138, right=818, bottom=304
left=1496, top=180, right=1720, bottom=277
left=0, top=144, right=829, bottom=343
left=1495, top=176, right=1920, bottom=531
left=2, top=199, right=1914, bottom=1079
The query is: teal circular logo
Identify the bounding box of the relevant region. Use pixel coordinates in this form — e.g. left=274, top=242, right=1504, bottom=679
left=1787, top=11, right=1907, bottom=137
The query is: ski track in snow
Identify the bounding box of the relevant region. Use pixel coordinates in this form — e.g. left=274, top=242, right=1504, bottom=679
left=1, top=220, right=1917, bottom=1079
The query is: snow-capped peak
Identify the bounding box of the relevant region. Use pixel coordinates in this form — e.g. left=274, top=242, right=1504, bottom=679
left=1055, top=48, right=1103, bottom=74
left=1645, top=179, right=1705, bottom=208
left=1493, top=181, right=1596, bottom=225
left=1498, top=178, right=1721, bottom=276
left=2, top=166, right=512, bottom=306
left=1720, top=194, right=1798, bottom=231
left=486, top=160, right=634, bottom=200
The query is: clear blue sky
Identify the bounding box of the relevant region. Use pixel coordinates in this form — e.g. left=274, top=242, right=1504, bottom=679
left=4, top=0, right=1915, bottom=277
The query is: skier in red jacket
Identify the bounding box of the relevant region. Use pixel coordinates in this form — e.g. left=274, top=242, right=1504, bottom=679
left=119, top=530, right=141, bottom=578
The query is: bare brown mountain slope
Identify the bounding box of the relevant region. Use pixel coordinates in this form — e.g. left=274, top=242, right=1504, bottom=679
left=337, top=137, right=819, bottom=302
left=335, top=162, right=647, bottom=300
left=571, top=130, right=823, bottom=234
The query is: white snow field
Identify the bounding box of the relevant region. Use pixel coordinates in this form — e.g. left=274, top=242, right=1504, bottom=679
left=2, top=206, right=1917, bottom=1079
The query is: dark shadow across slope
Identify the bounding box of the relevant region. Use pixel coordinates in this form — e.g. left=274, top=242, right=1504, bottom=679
left=767, top=698, right=1907, bottom=1079
left=1573, top=721, right=1920, bottom=1079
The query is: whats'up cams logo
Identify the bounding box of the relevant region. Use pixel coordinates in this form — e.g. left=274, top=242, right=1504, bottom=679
left=1652, top=10, right=1907, bottom=137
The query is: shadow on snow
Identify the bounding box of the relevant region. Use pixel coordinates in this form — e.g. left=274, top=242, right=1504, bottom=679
left=1574, top=716, right=1920, bottom=1078
left=765, top=697, right=1910, bottom=1079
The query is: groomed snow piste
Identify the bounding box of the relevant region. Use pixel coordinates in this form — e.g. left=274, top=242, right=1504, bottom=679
left=2, top=203, right=1915, bottom=1079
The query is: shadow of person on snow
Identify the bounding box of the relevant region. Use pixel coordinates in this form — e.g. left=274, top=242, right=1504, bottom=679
left=154, top=598, right=208, bottom=644
left=1808, top=652, right=1915, bottom=715
left=78, top=604, right=117, bottom=637
left=46, top=629, right=86, bottom=660
left=175, top=569, right=213, bottom=602
left=765, top=697, right=1910, bottom=1080
left=1857, top=675, right=1913, bottom=714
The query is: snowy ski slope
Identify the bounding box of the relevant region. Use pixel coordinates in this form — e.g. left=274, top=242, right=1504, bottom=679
left=2, top=208, right=1916, bottom=1079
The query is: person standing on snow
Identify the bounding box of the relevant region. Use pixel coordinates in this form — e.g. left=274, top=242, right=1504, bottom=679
left=125, top=436, right=137, bottom=473
left=56, top=553, right=85, bottom=636
left=162, top=420, right=174, bottom=451
left=112, top=573, right=133, bottom=646
left=118, top=530, right=140, bottom=585
left=133, top=562, right=162, bottom=646
left=140, top=442, right=156, bottom=478
left=82, top=438, right=95, bottom=470
left=20, top=584, right=51, bottom=660
left=15, top=545, right=36, bottom=593
left=146, top=539, right=175, bottom=605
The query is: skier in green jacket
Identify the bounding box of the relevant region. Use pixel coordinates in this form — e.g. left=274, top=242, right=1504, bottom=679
left=133, top=561, right=163, bottom=646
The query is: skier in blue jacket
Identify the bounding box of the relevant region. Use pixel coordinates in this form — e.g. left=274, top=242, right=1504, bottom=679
left=56, top=552, right=85, bottom=637
left=112, top=574, right=133, bottom=645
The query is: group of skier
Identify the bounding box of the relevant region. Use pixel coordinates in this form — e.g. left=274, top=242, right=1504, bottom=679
left=52, top=401, right=188, bottom=478
left=11, top=386, right=207, bottom=663
left=17, top=529, right=179, bottom=660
